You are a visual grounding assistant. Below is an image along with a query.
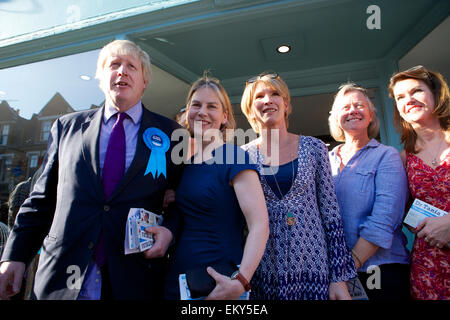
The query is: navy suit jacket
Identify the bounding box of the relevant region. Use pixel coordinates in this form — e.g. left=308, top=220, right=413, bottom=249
left=2, top=106, right=183, bottom=299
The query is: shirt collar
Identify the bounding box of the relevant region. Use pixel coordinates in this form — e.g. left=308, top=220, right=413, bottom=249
left=330, top=138, right=379, bottom=157
left=365, top=138, right=380, bottom=148
left=103, top=101, right=143, bottom=125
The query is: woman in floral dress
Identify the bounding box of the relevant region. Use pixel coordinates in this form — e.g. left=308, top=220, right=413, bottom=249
left=389, top=65, right=450, bottom=300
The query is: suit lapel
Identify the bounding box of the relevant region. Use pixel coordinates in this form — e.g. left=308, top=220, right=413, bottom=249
left=81, top=107, right=104, bottom=194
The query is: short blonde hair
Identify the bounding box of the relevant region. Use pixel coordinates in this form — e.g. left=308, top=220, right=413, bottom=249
left=95, top=40, right=152, bottom=87
left=240, top=73, right=291, bottom=134
left=328, top=83, right=380, bottom=142
left=185, top=73, right=236, bottom=141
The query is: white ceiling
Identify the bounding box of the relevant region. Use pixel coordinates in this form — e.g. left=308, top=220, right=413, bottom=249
left=142, top=64, right=190, bottom=118
left=143, top=15, right=450, bottom=143
left=399, top=16, right=450, bottom=82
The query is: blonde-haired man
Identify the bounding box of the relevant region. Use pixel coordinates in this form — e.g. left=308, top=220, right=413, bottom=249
left=0, top=40, right=182, bottom=300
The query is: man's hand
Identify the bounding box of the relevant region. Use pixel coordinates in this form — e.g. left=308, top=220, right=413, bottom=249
left=142, top=226, right=173, bottom=259
left=0, top=261, right=26, bottom=300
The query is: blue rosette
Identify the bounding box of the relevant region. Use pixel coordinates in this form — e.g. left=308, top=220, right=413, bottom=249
left=143, top=127, right=170, bottom=178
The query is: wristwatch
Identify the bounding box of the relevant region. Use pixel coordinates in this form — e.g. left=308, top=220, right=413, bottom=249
left=230, top=270, right=251, bottom=291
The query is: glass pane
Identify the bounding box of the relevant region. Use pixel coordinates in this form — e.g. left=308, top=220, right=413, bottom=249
left=0, top=49, right=104, bottom=218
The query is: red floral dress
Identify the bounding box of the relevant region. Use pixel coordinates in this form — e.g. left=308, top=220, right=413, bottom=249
left=406, top=152, right=450, bottom=300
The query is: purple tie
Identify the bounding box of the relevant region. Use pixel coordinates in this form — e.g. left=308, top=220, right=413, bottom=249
left=102, top=112, right=127, bottom=199
left=94, top=112, right=127, bottom=267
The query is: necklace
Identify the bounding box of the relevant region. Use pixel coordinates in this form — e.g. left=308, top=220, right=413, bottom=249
left=256, top=135, right=300, bottom=227
left=268, top=158, right=296, bottom=226
left=428, top=138, right=445, bottom=167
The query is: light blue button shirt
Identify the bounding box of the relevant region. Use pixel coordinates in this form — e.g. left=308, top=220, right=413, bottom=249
left=329, top=139, right=410, bottom=272
left=78, top=102, right=142, bottom=300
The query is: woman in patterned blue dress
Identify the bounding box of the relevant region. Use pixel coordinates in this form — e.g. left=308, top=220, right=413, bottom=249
left=240, top=73, right=356, bottom=299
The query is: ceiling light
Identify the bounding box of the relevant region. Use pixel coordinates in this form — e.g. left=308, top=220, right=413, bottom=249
left=0, top=90, right=5, bottom=95
left=80, top=75, right=91, bottom=81
left=276, top=45, right=291, bottom=54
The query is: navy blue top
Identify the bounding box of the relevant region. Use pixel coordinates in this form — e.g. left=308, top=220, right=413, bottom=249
left=262, top=159, right=299, bottom=199
left=164, top=144, right=257, bottom=299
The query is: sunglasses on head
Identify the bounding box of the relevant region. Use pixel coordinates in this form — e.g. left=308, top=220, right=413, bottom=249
left=405, top=65, right=425, bottom=72
left=246, top=72, right=279, bottom=85
left=404, top=65, right=432, bottom=78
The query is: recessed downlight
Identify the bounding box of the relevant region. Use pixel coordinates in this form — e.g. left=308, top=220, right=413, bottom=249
left=276, top=45, right=291, bottom=54
left=80, top=75, right=91, bottom=81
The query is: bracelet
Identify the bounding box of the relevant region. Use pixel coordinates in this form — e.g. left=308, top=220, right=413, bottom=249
left=351, top=249, right=363, bottom=268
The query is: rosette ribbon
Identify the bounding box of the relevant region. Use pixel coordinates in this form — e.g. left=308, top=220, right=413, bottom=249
left=143, top=127, right=170, bottom=178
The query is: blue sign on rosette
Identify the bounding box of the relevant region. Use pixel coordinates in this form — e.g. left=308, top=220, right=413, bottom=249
left=143, top=127, right=170, bottom=178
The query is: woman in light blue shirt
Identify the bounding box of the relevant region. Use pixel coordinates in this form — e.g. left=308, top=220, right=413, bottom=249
left=328, top=83, right=410, bottom=300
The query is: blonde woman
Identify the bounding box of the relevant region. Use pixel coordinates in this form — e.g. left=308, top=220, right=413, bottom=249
left=241, top=72, right=355, bottom=300
left=328, top=83, right=410, bottom=300
left=163, top=74, right=269, bottom=300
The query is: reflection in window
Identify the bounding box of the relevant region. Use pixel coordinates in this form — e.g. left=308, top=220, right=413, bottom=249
left=0, top=124, right=10, bottom=145
left=40, top=120, right=52, bottom=142
left=30, top=154, right=39, bottom=168
left=0, top=156, right=12, bottom=183
left=0, top=49, right=102, bottom=206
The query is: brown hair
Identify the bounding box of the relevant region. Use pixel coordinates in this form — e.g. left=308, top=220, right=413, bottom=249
left=185, top=72, right=236, bottom=141
left=388, top=65, right=449, bottom=153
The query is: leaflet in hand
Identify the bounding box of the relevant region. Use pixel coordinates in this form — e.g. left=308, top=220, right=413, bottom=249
left=124, top=208, right=163, bottom=255
left=404, top=199, right=448, bottom=228
left=346, top=277, right=368, bottom=300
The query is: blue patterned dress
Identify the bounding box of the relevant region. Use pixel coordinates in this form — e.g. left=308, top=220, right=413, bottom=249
left=242, top=136, right=356, bottom=300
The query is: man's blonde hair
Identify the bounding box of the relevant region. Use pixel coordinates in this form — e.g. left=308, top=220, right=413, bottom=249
left=95, top=40, right=152, bottom=87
